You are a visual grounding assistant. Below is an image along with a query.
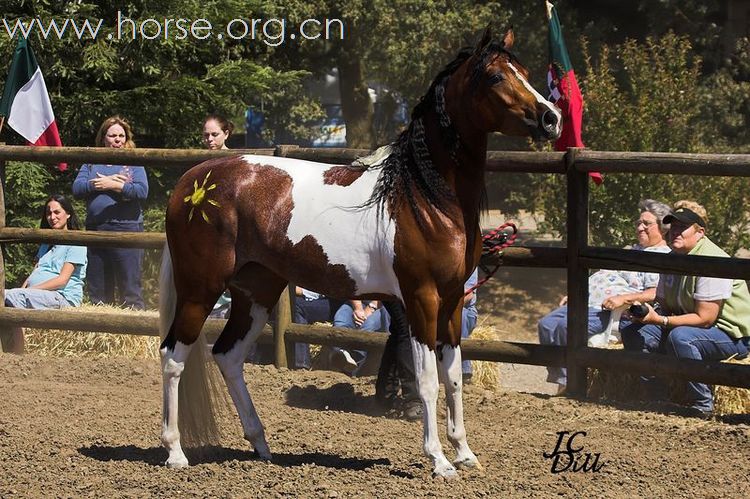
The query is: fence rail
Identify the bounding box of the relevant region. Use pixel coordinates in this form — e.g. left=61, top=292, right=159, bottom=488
left=1, top=145, right=750, bottom=399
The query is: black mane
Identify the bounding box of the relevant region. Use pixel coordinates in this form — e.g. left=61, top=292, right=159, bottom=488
left=363, top=42, right=509, bottom=225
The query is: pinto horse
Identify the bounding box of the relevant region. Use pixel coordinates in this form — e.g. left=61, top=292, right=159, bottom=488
left=159, top=28, right=561, bottom=477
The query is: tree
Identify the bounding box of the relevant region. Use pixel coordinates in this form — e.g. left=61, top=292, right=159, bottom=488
left=537, top=32, right=750, bottom=254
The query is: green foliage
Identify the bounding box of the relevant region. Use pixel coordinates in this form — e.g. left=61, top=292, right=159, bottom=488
left=537, top=32, right=750, bottom=254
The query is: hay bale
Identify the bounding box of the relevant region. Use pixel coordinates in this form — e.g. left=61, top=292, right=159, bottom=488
left=714, top=355, right=750, bottom=416
left=468, top=324, right=501, bottom=391
left=587, top=344, right=750, bottom=415
left=23, top=304, right=160, bottom=359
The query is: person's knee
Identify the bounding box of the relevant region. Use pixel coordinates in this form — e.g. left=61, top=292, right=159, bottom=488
left=665, top=326, right=695, bottom=354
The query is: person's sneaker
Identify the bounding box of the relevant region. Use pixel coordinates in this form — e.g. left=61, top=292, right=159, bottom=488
left=329, top=348, right=358, bottom=376
left=402, top=401, right=423, bottom=421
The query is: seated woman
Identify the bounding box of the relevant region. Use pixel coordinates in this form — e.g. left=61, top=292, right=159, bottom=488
left=1, top=195, right=87, bottom=354
left=329, top=300, right=390, bottom=375
left=620, top=200, right=750, bottom=417
left=538, top=199, right=671, bottom=394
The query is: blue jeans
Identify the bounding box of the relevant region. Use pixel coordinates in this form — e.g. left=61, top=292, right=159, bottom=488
left=537, top=306, right=610, bottom=386
left=461, top=307, right=478, bottom=375
left=293, top=296, right=335, bottom=369
left=621, top=320, right=750, bottom=411
left=332, top=301, right=390, bottom=366
left=87, top=223, right=145, bottom=310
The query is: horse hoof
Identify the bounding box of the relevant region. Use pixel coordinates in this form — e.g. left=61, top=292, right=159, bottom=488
left=454, top=457, right=483, bottom=471
left=432, top=465, right=458, bottom=479
left=165, top=457, right=189, bottom=469
left=253, top=449, right=272, bottom=462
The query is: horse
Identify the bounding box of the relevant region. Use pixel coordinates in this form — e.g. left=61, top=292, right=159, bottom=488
left=158, top=27, right=561, bottom=478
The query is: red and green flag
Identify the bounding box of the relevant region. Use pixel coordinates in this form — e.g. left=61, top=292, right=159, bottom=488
left=546, top=1, right=601, bottom=184
left=0, top=37, right=66, bottom=171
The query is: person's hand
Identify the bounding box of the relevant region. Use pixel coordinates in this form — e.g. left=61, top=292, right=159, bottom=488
left=89, top=173, right=126, bottom=191
left=601, top=295, right=627, bottom=311
left=352, top=308, right=367, bottom=327
left=559, top=295, right=568, bottom=307
left=634, top=303, right=660, bottom=324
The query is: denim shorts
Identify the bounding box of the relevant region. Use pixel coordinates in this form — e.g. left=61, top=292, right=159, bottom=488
left=5, top=288, right=70, bottom=309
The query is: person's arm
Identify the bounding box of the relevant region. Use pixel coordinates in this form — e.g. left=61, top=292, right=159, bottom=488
left=27, top=262, right=76, bottom=291
left=72, top=164, right=94, bottom=198
left=121, top=167, right=149, bottom=201
left=639, top=299, right=721, bottom=328
left=602, top=287, right=657, bottom=311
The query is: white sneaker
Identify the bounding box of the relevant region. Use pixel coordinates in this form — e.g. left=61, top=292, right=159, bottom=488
left=330, top=348, right=358, bottom=376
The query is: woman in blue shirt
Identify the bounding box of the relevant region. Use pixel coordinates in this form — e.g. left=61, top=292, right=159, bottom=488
left=72, top=116, right=148, bottom=309
left=1, top=195, right=87, bottom=354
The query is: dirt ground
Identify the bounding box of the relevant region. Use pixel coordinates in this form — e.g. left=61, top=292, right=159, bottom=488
left=1, top=353, right=749, bottom=498
left=1, top=267, right=750, bottom=497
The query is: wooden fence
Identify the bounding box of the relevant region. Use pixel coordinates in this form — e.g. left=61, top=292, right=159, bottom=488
left=1, top=144, right=750, bottom=397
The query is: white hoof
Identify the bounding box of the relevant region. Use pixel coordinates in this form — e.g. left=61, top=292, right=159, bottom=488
left=454, top=456, right=483, bottom=471
left=432, top=463, right=458, bottom=479
left=165, top=455, right=189, bottom=468
left=246, top=434, right=272, bottom=461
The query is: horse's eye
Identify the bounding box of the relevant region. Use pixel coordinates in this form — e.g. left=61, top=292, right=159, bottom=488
left=488, top=73, right=504, bottom=85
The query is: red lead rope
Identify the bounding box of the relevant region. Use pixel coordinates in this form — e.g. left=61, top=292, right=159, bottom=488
left=465, top=222, right=518, bottom=296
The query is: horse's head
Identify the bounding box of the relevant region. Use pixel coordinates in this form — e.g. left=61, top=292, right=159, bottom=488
left=462, top=28, right=562, bottom=141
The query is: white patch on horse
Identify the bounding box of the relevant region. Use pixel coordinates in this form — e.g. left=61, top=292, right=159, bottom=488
left=241, top=154, right=401, bottom=299
left=507, top=62, right=563, bottom=135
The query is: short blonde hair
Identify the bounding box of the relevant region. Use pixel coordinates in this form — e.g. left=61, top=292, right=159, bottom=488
left=95, top=116, right=136, bottom=148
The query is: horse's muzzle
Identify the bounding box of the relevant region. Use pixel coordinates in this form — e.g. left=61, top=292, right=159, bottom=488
left=541, top=110, right=562, bottom=140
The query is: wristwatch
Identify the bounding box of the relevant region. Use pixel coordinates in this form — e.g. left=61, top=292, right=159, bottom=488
left=662, top=315, right=669, bottom=327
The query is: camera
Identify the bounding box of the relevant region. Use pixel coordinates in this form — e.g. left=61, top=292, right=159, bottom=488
left=628, top=304, right=649, bottom=318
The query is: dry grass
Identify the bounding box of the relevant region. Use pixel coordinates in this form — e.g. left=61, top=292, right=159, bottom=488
left=714, top=355, right=750, bottom=415
left=23, top=304, right=160, bottom=360
left=587, top=344, right=750, bottom=415
left=469, top=322, right=502, bottom=391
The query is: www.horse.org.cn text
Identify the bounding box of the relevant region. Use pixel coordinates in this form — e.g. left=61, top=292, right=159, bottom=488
left=2, top=12, right=345, bottom=47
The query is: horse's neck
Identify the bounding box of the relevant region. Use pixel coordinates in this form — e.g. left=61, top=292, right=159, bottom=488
left=424, top=107, right=487, bottom=225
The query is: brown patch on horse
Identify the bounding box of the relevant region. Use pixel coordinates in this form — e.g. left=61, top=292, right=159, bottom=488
left=322, top=165, right=367, bottom=186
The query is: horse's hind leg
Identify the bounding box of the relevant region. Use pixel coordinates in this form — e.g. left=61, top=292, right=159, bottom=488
left=161, top=299, right=216, bottom=468
left=212, top=263, right=287, bottom=461
left=438, top=303, right=481, bottom=471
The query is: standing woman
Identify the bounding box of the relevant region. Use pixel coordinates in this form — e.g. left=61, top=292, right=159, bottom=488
left=72, top=116, right=148, bottom=309
left=1, top=195, right=87, bottom=354
left=202, top=114, right=233, bottom=150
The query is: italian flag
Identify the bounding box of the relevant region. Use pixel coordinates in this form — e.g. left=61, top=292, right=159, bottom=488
left=0, top=37, right=66, bottom=171
left=546, top=1, right=601, bottom=184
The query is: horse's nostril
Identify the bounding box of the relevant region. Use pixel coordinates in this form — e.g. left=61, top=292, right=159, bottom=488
left=541, top=110, right=558, bottom=130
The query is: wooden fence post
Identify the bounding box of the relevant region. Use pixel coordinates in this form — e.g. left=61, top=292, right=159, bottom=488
left=0, top=153, right=5, bottom=308
left=269, top=145, right=299, bottom=369
left=273, top=285, right=293, bottom=368
left=565, top=147, right=589, bottom=397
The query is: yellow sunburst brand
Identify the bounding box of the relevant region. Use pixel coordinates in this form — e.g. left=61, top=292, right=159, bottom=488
left=184, top=170, right=220, bottom=223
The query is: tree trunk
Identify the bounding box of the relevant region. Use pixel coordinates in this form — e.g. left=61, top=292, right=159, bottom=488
left=337, top=34, right=374, bottom=149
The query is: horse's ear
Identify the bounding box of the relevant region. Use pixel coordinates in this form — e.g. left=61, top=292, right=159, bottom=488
left=502, top=28, right=515, bottom=50
left=474, top=26, right=492, bottom=55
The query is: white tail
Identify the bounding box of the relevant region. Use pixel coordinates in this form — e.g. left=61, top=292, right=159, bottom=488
left=159, top=244, right=226, bottom=447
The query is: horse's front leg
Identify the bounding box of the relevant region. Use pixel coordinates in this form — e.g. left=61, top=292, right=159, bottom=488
left=160, top=339, right=193, bottom=468
left=407, top=292, right=457, bottom=478
left=438, top=302, right=481, bottom=471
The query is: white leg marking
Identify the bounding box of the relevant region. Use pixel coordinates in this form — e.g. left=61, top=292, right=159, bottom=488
left=438, top=345, right=481, bottom=470
left=214, top=302, right=271, bottom=460
left=161, top=341, right=192, bottom=468
left=411, top=338, right=456, bottom=478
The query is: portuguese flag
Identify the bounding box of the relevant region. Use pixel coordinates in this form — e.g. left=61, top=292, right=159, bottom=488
left=0, top=37, right=66, bottom=171
left=546, top=1, right=601, bottom=184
